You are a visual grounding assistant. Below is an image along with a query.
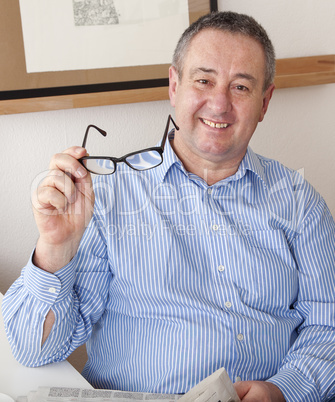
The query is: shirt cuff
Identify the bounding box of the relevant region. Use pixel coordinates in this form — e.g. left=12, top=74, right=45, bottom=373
left=267, top=367, right=319, bottom=402
left=23, top=250, right=77, bottom=305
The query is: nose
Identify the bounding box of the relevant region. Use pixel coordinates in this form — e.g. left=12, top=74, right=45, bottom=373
left=208, top=86, right=232, bottom=115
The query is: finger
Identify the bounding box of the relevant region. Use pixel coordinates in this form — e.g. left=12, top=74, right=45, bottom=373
left=33, top=169, right=78, bottom=213
left=33, top=184, right=68, bottom=214
left=43, top=170, right=77, bottom=204
left=50, top=150, right=89, bottom=181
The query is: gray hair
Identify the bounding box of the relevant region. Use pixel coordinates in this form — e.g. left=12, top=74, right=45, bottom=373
left=172, top=11, right=276, bottom=91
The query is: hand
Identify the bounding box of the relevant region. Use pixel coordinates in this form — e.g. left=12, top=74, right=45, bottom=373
left=32, top=146, right=95, bottom=272
left=234, top=381, right=285, bottom=401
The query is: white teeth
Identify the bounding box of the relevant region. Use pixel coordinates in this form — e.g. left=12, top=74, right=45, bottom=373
left=202, top=118, right=228, bottom=128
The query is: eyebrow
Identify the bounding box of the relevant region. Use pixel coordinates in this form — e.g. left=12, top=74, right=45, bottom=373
left=190, top=67, right=258, bottom=84
left=190, top=67, right=217, bottom=77
left=234, top=73, right=257, bottom=84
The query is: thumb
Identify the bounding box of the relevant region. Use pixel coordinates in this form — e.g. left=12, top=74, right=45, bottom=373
left=63, top=146, right=92, bottom=184
left=63, top=146, right=88, bottom=159
left=234, top=381, right=252, bottom=399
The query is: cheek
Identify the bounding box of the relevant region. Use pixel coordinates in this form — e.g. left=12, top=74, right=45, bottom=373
left=236, top=98, right=264, bottom=124
left=177, top=89, right=207, bottom=118
left=176, top=82, right=205, bottom=104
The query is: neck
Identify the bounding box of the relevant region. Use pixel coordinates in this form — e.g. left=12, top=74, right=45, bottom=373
left=171, top=138, right=244, bottom=186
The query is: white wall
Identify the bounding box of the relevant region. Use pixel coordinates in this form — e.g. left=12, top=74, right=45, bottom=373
left=1, top=0, right=334, bottom=296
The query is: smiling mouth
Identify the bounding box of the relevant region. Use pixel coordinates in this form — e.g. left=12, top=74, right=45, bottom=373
left=201, top=118, right=229, bottom=129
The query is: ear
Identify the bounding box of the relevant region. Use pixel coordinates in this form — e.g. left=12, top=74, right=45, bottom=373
left=259, top=83, right=275, bottom=122
left=169, top=66, right=179, bottom=107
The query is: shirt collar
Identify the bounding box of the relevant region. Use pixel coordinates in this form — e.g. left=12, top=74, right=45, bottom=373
left=235, top=147, right=268, bottom=188
left=155, top=129, right=185, bottom=183
left=154, top=132, right=268, bottom=188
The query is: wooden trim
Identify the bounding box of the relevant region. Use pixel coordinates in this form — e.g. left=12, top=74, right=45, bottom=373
left=0, top=55, right=334, bottom=115
left=274, top=55, right=335, bottom=89
left=0, top=87, right=170, bottom=115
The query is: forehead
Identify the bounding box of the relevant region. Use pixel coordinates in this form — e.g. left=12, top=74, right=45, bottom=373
left=183, top=29, right=266, bottom=76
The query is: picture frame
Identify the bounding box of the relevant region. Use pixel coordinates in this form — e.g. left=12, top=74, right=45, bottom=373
left=0, top=0, right=218, bottom=114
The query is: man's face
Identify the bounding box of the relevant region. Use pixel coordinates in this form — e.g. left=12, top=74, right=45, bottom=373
left=169, top=29, right=274, bottom=173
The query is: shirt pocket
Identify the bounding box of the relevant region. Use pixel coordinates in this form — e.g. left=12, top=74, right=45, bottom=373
left=247, top=229, right=288, bottom=249
left=242, top=229, right=298, bottom=310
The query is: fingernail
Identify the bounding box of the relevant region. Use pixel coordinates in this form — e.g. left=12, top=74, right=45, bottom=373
left=75, top=166, right=87, bottom=178
left=69, top=192, right=77, bottom=204
left=74, top=147, right=84, bottom=154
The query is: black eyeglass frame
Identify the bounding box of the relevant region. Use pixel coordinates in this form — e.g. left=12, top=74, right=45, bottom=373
left=79, top=115, right=179, bottom=175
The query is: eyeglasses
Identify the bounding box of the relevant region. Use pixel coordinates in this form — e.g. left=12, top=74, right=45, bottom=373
left=79, top=115, right=179, bottom=175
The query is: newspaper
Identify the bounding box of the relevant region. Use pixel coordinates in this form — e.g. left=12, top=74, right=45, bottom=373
left=178, top=368, right=240, bottom=402
left=20, top=388, right=182, bottom=402
left=17, top=368, right=240, bottom=402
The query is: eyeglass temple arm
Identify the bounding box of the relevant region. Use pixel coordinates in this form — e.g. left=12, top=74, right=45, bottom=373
left=161, top=115, right=179, bottom=147
left=82, top=124, right=107, bottom=149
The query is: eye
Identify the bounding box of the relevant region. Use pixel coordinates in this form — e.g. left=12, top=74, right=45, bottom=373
left=197, top=79, right=210, bottom=85
left=235, top=85, right=249, bottom=91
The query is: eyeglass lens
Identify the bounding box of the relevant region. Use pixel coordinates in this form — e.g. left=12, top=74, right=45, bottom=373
left=81, top=159, right=115, bottom=175
left=125, top=150, right=162, bottom=170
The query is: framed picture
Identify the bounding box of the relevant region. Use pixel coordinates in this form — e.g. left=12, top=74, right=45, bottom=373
left=0, top=0, right=218, bottom=114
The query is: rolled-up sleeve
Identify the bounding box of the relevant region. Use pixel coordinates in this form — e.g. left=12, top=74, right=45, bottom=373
left=2, top=212, right=111, bottom=367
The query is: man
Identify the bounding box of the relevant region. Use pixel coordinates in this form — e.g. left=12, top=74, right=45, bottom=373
left=3, top=11, right=335, bottom=402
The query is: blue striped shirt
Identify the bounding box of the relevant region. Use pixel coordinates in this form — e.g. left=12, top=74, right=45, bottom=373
left=3, top=133, right=335, bottom=401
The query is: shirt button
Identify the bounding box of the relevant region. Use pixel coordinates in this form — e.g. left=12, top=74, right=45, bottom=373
left=218, top=265, right=225, bottom=272
left=237, top=333, right=244, bottom=341
left=212, top=224, right=219, bottom=231
left=48, top=287, right=57, bottom=294
left=225, top=301, right=232, bottom=308
left=207, top=188, right=212, bottom=195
